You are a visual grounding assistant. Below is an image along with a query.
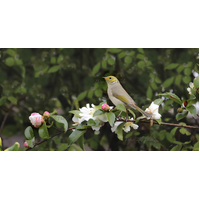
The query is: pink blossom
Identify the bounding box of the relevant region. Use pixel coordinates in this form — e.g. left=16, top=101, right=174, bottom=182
left=24, top=142, right=29, bottom=148
left=43, top=111, right=50, bottom=118
left=29, top=112, right=44, bottom=128
left=101, top=103, right=110, bottom=111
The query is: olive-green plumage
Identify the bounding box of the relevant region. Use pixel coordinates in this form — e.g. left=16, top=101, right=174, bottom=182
left=104, top=76, right=152, bottom=118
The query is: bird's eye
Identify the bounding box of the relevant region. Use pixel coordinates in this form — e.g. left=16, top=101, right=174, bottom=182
left=109, top=77, right=111, bottom=79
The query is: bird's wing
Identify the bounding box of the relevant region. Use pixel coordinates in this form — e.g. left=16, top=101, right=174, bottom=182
left=111, top=84, right=137, bottom=109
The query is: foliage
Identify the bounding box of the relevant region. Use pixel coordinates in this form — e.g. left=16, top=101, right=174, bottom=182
left=0, top=48, right=199, bottom=151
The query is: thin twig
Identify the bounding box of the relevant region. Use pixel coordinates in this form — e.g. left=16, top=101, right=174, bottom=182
left=116, top=118, right=199, bottom=129
left=0, top=95, right=25, bottom=135
left=25, top=127, right=76, bottom=151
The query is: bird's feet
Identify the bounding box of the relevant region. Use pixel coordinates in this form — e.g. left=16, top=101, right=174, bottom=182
left=116, top=111, right=122, bottom=119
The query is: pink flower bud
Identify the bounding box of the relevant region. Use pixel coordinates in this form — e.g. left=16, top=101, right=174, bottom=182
left=101, top=103, right=110, bottom=111
left=29, top=112, right=44, bottom=128
left=43, top=111, right=50, bottom=118
left=24, top=142, right=29, bottom=148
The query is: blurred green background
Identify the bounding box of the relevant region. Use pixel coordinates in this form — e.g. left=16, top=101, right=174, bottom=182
left=0, top=48, right=199, bottom=151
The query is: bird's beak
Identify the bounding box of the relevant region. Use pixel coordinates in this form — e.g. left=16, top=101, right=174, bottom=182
left=102, top=77, right=105, bottom=79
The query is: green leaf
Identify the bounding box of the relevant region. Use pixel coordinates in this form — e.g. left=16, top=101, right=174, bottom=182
left=124, top=56, right=132, bottom=64
left=78, top=91, right=87, bottom=101
left=165, top=63, right=179, bottom=70
left=183, top=141, right=191, bottom=145
left=106, top=112, right=115, bottom=127
left=155, top=77, right=162, bottom=83
left=170, top=127, right=178, bottom=136
left=193, top=76, right=199, bottom=88
left=184, top=68, right=192, bottom=76
left=57, top=55, right=63, bottom=63
left=163, top=77, right=174, bottom=88
left=176, top=65, right=184, bottom=73
left=5, top=57, right=15, bottom=66
left=93, top=62, right=101, bottom=74
left=51, top=115, right=68, bottom=132
left=69, top=110, right=81, bottom=117
left=7, top=49, right=15, bottom=57
left=50, top=57, right=56, bottom=64
left=48, top=65, right=59, bottom=73
left=175, top=75, right=182, bottom=86
left=159, top=130, right=166, bottom=140
left=108, top=57, right=115, bottom=65
left=76, top=124, right=89, bottom=130
left=102, top=60, right=107, bottom=69
left=146, top=86, right=152, bottom=99
left=4, top=142, right=20, bottom=151
left=87, top=119, right=97, bottom=126
left=116, top=122, right=125, bottom=141
left=87, top=90, right=93, bottom=98
left=136, top=54, right=144, bottom=60
left=95, top=89, right=102, bottom=97
left=115, top=104, right=126, bottom=112
left=38, top=122, right=49, bottom=139
left=193, top=141, right=199, bottom=151
left=129, top=51, right=135, bottom=56
left=151, top=82, right=158, bottom=90
left=138, top=61, right=145, bottom=68
left=46, top=121, right=54, bottom=128
left=26, top=137, right=35, bottom=148
left=155, top=118, right=162, bottom=124
left=93, top=109, right=104, bottom=117
left=0, top=96, right=7, bottom=106
left=154, top=98, right=163, bottom=105
left=176, top=110, right=188, bottom=121
left=187, top=61, right=192, bottom=67
left=68, top=144, right=83, bottom=151
left=108, top=48, right=121, bottom=53
left=58, top=143, right=69, bottom=151
left=118, top=52, right=126, bottom=59
left=166, top=133, right=176, bottom=143
left=159, top=92, right=182, bottom=105
left=128, top=109, right=136, bottom=119
left=8, top=96, right=17, bottom=105
left=68, top=130, right=86, bottom=145
left=49, top=110, right=57, bottom=116
left=24, top=126, right=34, bottom=140
left=186, top=105, right=197, bottom=119
left=137, top=48, right=144, bottom=54
left=77, top=134, right=85, bottom=150
left=180, top=128, right=191, bottom=135
left=171, top=144, right=182, bottom=151
left=183, top=76, right=191, bottom=84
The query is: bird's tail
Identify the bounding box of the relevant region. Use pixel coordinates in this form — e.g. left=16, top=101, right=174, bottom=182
left=135, top=105, right=152, bottom=119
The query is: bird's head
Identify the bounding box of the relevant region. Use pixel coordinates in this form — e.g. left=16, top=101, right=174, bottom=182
left=103, top=76, right=118, bottom=85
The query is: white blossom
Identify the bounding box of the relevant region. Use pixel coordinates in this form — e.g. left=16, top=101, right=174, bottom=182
left=111, top=118, right=139, bottom=133
left=145, top=102, right=161, bottom=119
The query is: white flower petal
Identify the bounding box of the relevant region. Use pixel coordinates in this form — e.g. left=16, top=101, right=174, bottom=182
left=91, top=125, right=101, bottom=131
left=123, top=125, right=130, bottom=133
left=111, top=121, right=123, bottom=133
left=131, top=123, right=139, bottom=129
left=95, top=113, right=108, bottom=122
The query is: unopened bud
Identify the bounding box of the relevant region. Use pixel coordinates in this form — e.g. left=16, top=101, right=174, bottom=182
left=184, top=101, right=188, bottom=107
left=101, top=103, right=110, bottom=111
left=43, top=111, right=50, bottom=119
left=24, top=142, right=29, bottom=148
left=177, top=108, right=183, bottom=113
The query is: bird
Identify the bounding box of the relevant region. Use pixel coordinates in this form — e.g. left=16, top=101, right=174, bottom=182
left=104, top=76, right=152, bottom=119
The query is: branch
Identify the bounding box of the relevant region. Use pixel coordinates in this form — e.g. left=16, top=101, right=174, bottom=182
left=116, top=118, right=199, bottom=129
left=25, top=127, right=76, bottom=151
left=0, top=95, right=25, bottom=136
